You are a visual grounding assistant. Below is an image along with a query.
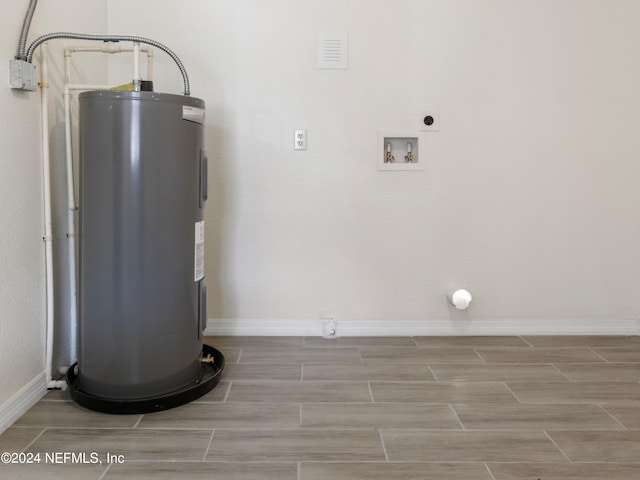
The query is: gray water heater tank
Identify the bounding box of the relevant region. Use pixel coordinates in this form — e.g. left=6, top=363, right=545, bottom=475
left=68, top=90, right=223, bottom=413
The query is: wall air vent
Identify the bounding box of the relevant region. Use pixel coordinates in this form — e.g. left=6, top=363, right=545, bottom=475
left=318, top=32, right=348, bottom=69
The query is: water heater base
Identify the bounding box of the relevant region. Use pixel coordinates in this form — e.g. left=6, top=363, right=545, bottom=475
left=65, top=344, right=225, bottom=414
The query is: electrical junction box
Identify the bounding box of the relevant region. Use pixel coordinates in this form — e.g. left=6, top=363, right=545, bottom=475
left=10, top=60, right=37, bottom=91
left=377, top=130, right=426, bottom=171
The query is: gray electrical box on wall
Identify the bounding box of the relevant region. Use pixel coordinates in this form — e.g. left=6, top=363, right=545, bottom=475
left=9, top=59, right=37, bottom=91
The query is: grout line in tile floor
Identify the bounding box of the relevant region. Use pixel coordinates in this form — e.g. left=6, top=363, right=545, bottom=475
left=378, top=430, right=389, bottom=461
left=20, top=427, right=46, bottom=453
left=448, top=404, right=466, bottom=430
left=133, top=426, right=223, bottom=432
left=367, top=382, right=375, bottom=402
left=426, top=363, right=438, bottom=380
left=221, top=382, right=231, bottom=402
left=131, top=415, right=143, bottom=428
left=519, top=336, right=535, bottom=348
left=97, top=463, right=111, bottom=480
left=484, top=462, right=498, bottom=480
left=203, top=429, right=216, bottom=461
left=549, top=363, right=573, bottom=381
left=543, top=430, right=573, bottom=462
left=81, top=458, right=640, bottom=465
left=597, top=404, right=629, bottom=430
left=472, top=347, right=487, bottom=363
left=587, top=347, right=611, bottom=363
left=23, top=425, right=640, bottom=434
left=501, top=381, right=525, bottom=403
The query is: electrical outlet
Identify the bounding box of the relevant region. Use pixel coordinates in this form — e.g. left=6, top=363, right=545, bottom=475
left=322, top=317, right=337, bottom=338
left=294, top=129, right=307, bottom=150
left=418, top=111, right=440, bottom=131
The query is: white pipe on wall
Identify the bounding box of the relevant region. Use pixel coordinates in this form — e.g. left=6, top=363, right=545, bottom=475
left=64, top=45, right=154, bottom=82
left=40, top=43, right=66, bottom=390
left=133, top=42, right=141, bottom=90
left=63, top=64, right=75, bottom=211
left=66, top=212, right=77, bottom=366
left=146, top=47, right=154, bottom=82
left=62, top=70, right=77, bottom=365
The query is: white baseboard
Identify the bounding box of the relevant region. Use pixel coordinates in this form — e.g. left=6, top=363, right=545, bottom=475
left=205, top=318, right=640, bottom=337
left=0, top=372, right=47, bottom=435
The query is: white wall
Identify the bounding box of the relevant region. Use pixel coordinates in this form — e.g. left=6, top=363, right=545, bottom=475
left=0, top=0, right=107, bottom=417
left=107, top=0, right=640, bottom=334
left=0, top=1, right=46, bottom=408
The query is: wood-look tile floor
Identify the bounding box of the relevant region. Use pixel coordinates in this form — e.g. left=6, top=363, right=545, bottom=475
left=1, top=335, right=640, bottom=479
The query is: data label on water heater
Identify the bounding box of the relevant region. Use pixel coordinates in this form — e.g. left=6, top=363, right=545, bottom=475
left=183, top=106, right=205, bottom=124
left=194, top=221, right=205, bottom=281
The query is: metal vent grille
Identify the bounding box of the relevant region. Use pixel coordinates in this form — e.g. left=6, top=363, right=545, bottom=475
left=318, top=32, right=348, bottom=69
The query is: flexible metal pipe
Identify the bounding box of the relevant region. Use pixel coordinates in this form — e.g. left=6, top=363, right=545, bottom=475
left=16, top=0, right=38, bottom=60
left=26, top=32, right=190, bottom=95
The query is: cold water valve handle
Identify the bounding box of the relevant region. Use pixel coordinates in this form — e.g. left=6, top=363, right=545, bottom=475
left=385, top=141, right=395, bottom=163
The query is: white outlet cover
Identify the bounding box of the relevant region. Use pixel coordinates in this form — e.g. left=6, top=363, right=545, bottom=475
left=322, top=318, right=338, bottom=338
left=294, top=129, right=307, bottom=150
left=418, top=111, right=440, bottom=131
